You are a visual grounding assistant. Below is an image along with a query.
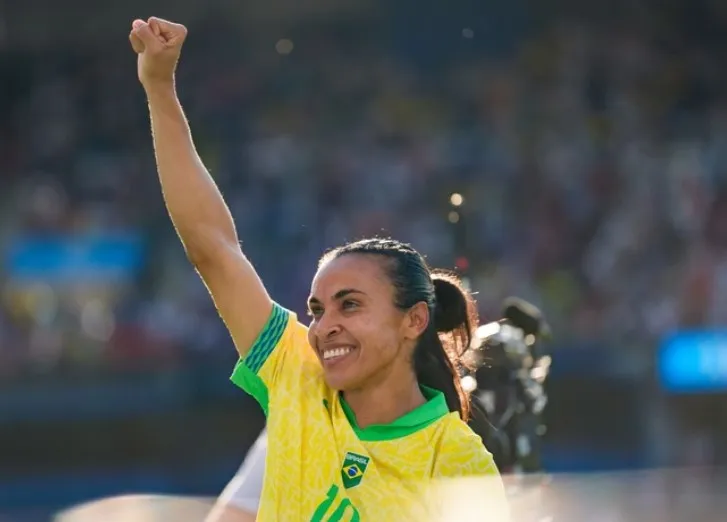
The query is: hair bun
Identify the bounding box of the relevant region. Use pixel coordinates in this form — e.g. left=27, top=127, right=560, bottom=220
left=432, top=273, right=469, bottom=333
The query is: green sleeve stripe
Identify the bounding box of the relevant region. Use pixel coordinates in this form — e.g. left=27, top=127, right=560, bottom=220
left=230, top=361, right=270, bottom=416
left=243, top=303, right=289, bottom=374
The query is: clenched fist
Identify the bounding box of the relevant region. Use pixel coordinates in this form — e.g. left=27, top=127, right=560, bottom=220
left=129, top=17, right=187, bottom=90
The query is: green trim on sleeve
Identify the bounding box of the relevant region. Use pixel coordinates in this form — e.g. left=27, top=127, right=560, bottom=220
left=228, top=303, right=290, bottom=415
left=231, top=360, right=270, bottom=415
left=243, top=303, right=289, bottom=373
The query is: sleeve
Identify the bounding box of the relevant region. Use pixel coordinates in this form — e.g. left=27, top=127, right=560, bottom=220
left=433, top=426, right=500, bottom=478
left=217, top=429, right=268, bottom=513
left=230, top=303, right=313, bottom=414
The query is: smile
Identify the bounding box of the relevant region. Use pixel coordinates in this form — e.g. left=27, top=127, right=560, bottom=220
left=320, top=345, right=357, bottom=368
left=323, top=347, right=353, bottom=360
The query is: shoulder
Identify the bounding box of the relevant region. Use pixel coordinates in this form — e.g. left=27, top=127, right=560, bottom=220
left=241, top=303, right=315, bottom=372
left=429, top=418, right=510, bottom=521
left=434, top=414, right=499, bottom=478
left=248, top=304, right=308, bottom=359
left=231, top=304, right=321, bottom=412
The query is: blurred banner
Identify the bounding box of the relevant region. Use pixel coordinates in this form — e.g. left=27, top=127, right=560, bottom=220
left=659, top=330, right=727, bottom=393
left=5, top=233, right=145, bottom=283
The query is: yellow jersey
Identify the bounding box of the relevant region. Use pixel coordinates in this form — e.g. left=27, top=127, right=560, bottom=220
left=231, top=303, right=504, bottom=521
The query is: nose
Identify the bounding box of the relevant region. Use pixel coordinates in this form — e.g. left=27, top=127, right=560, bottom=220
left=315, top=314, right=342, bottom=340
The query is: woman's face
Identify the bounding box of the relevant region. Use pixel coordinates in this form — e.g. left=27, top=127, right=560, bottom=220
left=307, top=254, right=428, bottom=392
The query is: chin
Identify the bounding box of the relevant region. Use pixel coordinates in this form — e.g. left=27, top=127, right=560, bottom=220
left=323, top=366, right=369, bottom=392
left=323, top=372, right=356, bottom=392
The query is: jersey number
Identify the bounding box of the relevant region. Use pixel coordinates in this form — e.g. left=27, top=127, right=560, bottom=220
left=311, top=484, right=361, bottom=522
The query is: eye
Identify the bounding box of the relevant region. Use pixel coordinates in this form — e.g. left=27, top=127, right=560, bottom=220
left=307, top=306, right=323, bottom=319
left=341, top=299, right=359, bottom=311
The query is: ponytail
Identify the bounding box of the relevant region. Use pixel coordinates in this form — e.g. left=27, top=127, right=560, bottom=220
left=413, top=271, right=478, bottom=421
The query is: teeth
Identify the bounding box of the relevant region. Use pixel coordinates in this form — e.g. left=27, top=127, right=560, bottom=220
left=323, top=347, right=353, bottom=360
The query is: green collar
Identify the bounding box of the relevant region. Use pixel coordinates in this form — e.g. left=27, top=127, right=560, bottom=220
left=339, top=386, right=450, bottom=441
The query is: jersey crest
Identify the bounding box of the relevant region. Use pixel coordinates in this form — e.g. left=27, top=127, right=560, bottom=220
left=341, top=452, right=370, bottom=489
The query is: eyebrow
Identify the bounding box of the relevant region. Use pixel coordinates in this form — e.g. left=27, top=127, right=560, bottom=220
left=308, top=288, right=366, bottom=306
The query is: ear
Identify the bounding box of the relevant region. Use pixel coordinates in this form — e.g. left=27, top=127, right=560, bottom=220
left=401, top=301, right=430, bottom=341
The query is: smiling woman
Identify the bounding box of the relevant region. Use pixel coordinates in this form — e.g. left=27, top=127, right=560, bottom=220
left=131, top=15, right=506, bottom=521
left=308, top=240, right=476, bottom=427
left=229, top=239, right=506, bottom=521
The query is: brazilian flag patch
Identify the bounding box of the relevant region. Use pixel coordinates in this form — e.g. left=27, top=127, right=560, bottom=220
left=341, top=452, right=370, bottom=489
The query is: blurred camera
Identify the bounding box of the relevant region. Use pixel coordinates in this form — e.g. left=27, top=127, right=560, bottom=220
left=463, top=298, right=552, bottom=474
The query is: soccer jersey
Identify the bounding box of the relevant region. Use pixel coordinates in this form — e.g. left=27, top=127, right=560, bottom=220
left=231, top=303, right=503, bottom=521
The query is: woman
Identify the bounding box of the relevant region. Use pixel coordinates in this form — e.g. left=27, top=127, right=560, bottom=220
left=129, top=17, right=507, bottom=521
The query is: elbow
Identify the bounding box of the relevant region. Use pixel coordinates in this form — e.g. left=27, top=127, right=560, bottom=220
left=185, top=242, right=215, bottom=269
left=180, top=229, right=219, bottom=268
left=182, top=231, right=239, bottom=271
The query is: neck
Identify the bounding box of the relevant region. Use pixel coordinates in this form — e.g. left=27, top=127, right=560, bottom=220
left=343, top=373, right=426, bottom=429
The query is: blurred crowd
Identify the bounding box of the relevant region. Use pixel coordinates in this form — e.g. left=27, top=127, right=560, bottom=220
left=1, top=12, right=727, bottom=376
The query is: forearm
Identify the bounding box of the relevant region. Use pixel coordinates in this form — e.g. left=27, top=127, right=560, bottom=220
left=146, top=84, right=238, bottom=262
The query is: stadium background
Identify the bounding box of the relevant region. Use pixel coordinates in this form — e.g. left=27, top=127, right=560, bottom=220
left=1, top=0, right=727, bottom=519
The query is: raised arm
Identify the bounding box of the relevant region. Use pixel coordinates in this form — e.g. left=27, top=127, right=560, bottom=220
left=129, top=17, right=272, bottom=357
